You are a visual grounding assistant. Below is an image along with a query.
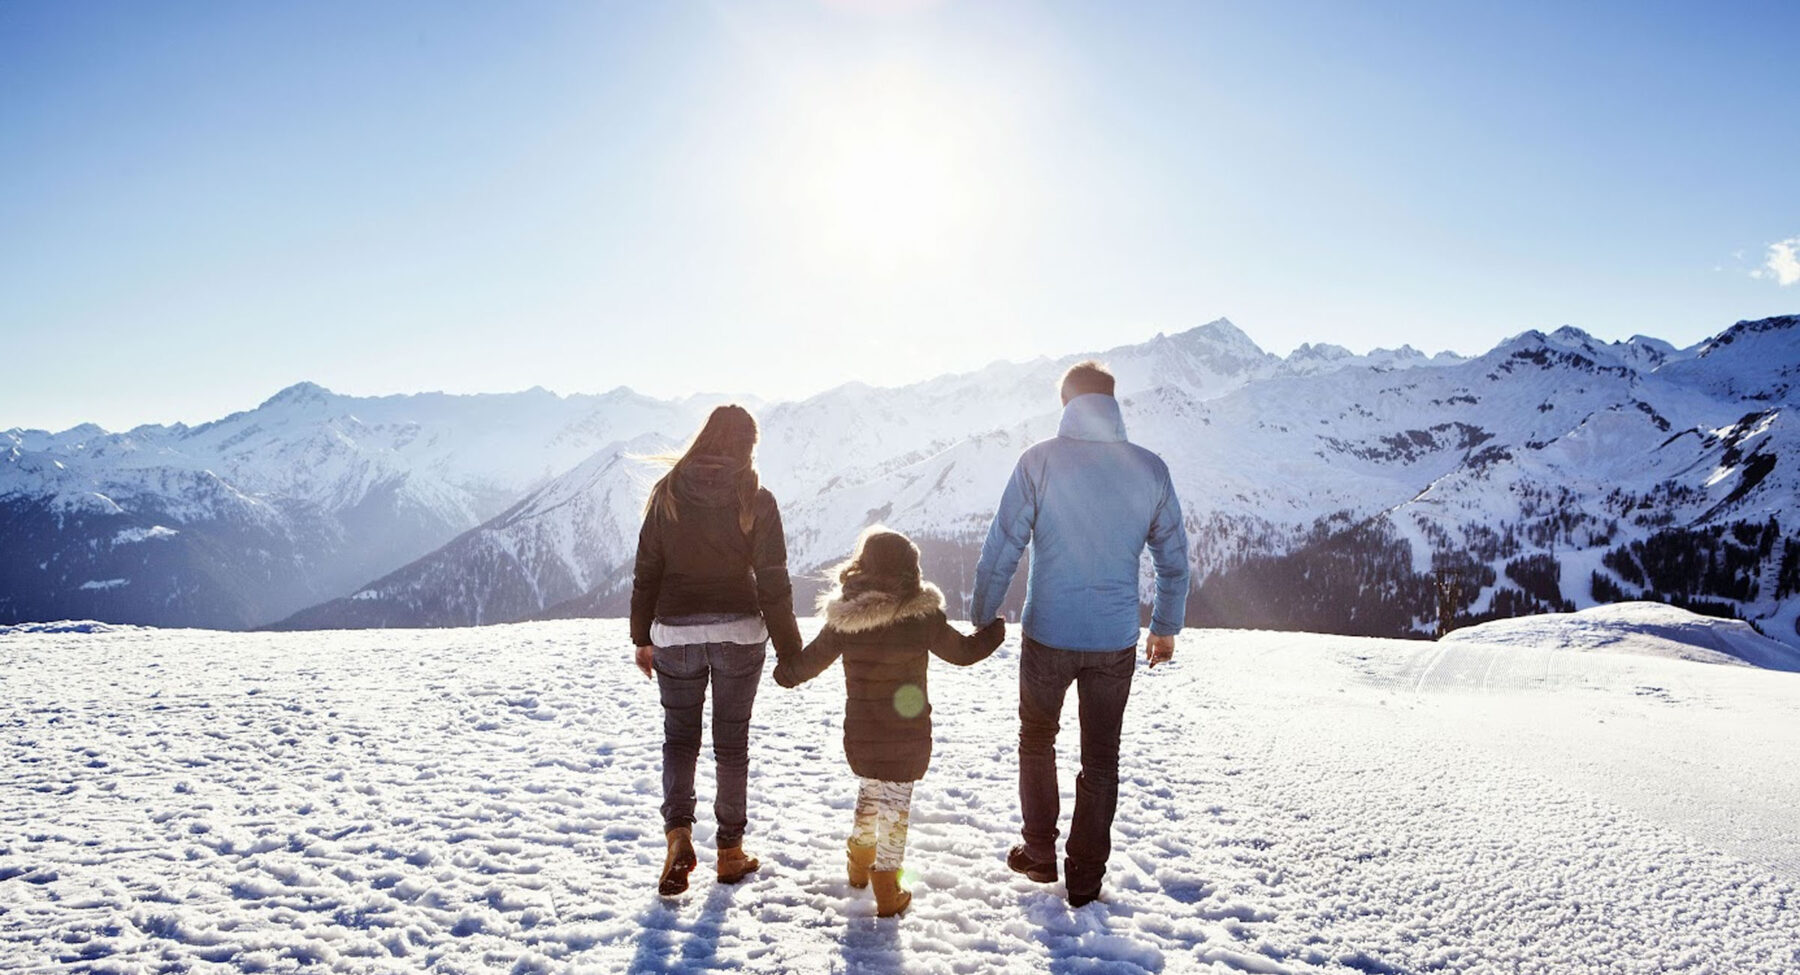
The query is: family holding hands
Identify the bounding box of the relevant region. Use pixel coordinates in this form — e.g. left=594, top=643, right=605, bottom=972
left=631, top=361, right=1190, bottom=916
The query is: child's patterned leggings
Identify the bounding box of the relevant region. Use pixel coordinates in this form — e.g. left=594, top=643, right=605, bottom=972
left=850, top=777, right=914, bottom=871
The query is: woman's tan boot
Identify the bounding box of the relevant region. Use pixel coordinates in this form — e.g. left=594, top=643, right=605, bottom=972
left=870, top=869, right=911, bottom=917
left=658, top=827, right=697, bottom=896
left=717, top=843, right=760, bottom=884
left=846, top=841, right=877, bottom=889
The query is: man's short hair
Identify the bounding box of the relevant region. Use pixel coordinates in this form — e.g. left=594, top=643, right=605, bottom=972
left=1060, top=360, right=1115, bottom=404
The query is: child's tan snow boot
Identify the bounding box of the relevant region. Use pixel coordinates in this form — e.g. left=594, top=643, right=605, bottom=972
left=847, top=840, right=877, bottom=889
left=870, top=869, right=911, bottom=917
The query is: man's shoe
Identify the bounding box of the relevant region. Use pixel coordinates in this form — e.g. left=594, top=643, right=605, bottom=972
left=717, top=843, right=761, bottom=884
left=658, top=827, right=697, bottom=896
left=1065, top=857, right=1103, bottom=907
left=1007, top=844, right=1056, bottom=883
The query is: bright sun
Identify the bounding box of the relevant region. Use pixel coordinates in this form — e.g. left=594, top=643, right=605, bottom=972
left=780, top=63, right=987, bottom=277
left=815, top=114, right=968, bottom=272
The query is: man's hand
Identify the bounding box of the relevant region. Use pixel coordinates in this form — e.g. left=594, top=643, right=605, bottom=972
left=635, top=645, right=655, bottom=680
left=1145, top=633, right=1175, bottom=668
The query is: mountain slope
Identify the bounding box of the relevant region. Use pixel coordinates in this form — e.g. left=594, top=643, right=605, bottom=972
left=271, top=435, right=670, bottom=630
left=270, top=316, right=1800, bottom=649
left=1195, top=317, right=1799, bottom=642
left=9, top=315, right=1799, bottom=647
left=279, top=320, right=1313, bottom=628
left=2, top=387, right=706, bottom=628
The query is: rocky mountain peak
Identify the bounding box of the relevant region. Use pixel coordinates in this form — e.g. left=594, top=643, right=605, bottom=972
left=258, top=381, right=334, bottom=410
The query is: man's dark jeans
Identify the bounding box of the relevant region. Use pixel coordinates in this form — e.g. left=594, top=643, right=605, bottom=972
left=654, top=641, right=766, bottom=846
left=1019, top=636, right=1135, bottom=887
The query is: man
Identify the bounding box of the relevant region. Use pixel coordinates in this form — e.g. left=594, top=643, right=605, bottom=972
left=970, top=360, right=1190, bottom=907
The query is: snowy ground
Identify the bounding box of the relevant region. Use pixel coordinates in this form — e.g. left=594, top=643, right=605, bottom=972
left=1441, top=601, right=1800, bottom=672
left=3, top=618, right=1797, bottom=974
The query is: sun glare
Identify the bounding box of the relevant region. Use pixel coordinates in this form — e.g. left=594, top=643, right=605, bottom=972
left=773, top=63, right=995, bottom=277
left=816, top=116, right=968, bottom=273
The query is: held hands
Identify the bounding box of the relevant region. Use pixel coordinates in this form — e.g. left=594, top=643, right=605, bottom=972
left=1145, top=632, right=1175, bottom=668
left=635, top=645, right=655, bottom=680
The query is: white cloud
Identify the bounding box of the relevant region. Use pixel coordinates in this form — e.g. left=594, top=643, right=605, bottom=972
left=1759, top=236, right=1800, bottom=286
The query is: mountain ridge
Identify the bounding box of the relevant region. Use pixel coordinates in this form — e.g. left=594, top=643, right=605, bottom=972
left=7, top=316, right=1798, bottom=648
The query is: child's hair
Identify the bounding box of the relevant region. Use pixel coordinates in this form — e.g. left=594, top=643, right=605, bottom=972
left=831, top=525, right=923, bottom=600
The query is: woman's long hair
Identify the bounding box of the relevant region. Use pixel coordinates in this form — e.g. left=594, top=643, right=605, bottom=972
left=644, top=404, right=761, bottom=533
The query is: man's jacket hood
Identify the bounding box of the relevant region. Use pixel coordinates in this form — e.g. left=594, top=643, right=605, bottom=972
left=1057, top=394, right=1128, bottom=442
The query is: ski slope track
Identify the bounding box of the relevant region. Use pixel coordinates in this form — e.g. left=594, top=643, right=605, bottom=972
left=3, top=618, right=1796, bottom=973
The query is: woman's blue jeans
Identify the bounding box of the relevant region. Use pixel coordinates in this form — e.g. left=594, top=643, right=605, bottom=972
left=654, top=641, right=766, bottom=846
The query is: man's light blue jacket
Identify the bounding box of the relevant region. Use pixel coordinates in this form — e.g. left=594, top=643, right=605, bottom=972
left=971, top=393, right=1191, bottom=650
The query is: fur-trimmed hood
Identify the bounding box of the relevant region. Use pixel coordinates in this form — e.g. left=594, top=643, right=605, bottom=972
left=819, top=582, right=945, bottom=634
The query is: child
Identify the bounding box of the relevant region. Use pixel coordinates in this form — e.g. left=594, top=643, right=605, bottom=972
left=774, top=527, right=1005, bottom=917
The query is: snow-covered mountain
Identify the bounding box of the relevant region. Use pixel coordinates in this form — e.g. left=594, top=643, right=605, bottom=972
left=1183, top=318, right=1800, bottom=642
left=1, top=385, right=713, bottom=627
left=8, top=316, right=1799, bottom=647
left=273, top=433, right=675, bottom=630
left=292, top=315, right=1798, bottom=647
left=271, top=319, right=1319, bottom=628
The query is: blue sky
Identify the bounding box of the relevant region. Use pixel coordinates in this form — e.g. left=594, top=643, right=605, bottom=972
left=3, top=0, right=1797, bottom=431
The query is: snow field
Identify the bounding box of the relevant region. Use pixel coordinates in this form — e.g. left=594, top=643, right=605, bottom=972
left=2, top=620, right=1796, bottom=973
left=1441, top=601, right=1800, bottom=672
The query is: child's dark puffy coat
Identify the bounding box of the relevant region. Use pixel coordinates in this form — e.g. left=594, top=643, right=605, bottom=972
left=774, top=583, right=1003, bottom=782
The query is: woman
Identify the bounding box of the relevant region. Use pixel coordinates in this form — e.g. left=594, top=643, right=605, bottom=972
left=630, top=404, right=801, bottom=896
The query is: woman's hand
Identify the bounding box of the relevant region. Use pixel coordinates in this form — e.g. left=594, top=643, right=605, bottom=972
left=635, top=645, right=655, bottom=679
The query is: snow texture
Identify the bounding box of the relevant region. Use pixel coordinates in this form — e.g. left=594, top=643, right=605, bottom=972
left=1443, top=601, right=1800, bottom=671
left=4, top=618, right=1797, bottom=973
